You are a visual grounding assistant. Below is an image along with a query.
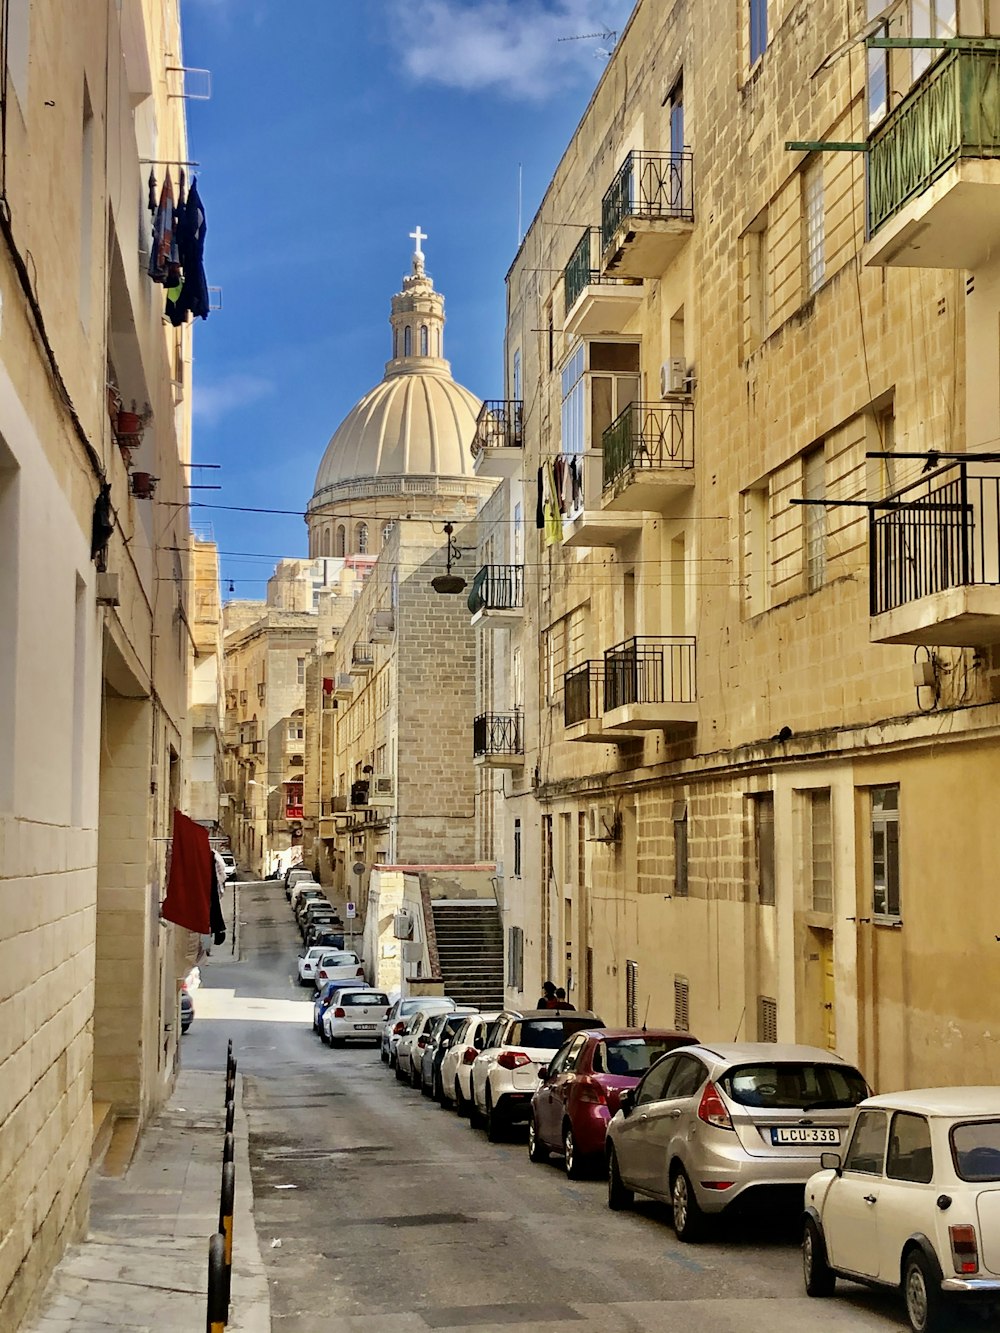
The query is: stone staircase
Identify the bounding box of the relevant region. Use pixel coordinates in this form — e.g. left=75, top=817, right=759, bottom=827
left=431, top=900, right=505, bottom=1010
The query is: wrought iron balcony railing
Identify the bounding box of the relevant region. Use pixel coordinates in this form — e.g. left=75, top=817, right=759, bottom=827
left=352, top=642, right=375, bottom=668
left=602, top=401, right=695, bottom=492
left=468, top=563, right=524, bottom=614
left=869, top=458, right=1000, bottom=616
left=868, top=46, right=1000, bottom=238
left=601, top=151, right=694, bottom=254
left=563, top=227, right=640, bottom=313
left=564, top=661, right=604, bottom=727
left=472, top=399, right=523, bottom=456
left=603, top=636, right=697, bottom=712
left=473, top=711, right=524, bottom=759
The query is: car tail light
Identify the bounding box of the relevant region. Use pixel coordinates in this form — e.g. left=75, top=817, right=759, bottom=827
left=333, top=1007, right=346, bottom=1019
left=700, top=1180, right=735, bottom=1190
left=317, top=971, right=327, bottom=981
left=697, top=1081, right=734, bottom=1131
left=417, top=1035, right=428, bottom=1047
left=577, top=1082, right=607, bottom=1105
left=949, top=1224, right=979, bottom=1274
left=462, top=1046, right=478, bottom=1065
left=356, top=967, right=364, bottom=976
left=497, top=1050, right=531, bottom=1071
left=393, top=1021, right=406, bottom=1035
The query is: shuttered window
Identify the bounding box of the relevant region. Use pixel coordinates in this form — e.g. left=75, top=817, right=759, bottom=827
left=674, top=976, right=690, bottom=1031
left=758, top=995, right=778, bottom=1042
left=626, top=960, right=638, bottom=1027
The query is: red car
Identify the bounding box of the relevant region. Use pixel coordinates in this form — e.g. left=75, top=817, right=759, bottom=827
left=528, top=1028, right=697, bottom=1177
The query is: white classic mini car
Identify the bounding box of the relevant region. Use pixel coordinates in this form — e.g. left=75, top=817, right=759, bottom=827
left=802, top=1088, right=1000, bottom=1333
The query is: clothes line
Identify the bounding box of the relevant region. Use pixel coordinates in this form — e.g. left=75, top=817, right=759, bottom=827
left=140, top=158, right=200, bottom=168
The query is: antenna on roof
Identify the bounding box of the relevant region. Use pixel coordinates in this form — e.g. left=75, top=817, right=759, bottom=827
left=558, top=26, right=617, bottom=57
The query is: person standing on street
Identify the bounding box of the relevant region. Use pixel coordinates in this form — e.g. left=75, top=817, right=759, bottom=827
left=536, top=980, right=558, bottom=1008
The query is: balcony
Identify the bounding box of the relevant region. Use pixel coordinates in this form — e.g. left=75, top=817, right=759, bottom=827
left=601, top=151, right=694, bottom=279
left=601, top=401, right=695, bottom=512
left=561, top=450, right=645, bottom=547
left=369, top=609, right=395, bottom=643
left=350, top=642, right=375, bottom=675
left=563, top=227, right=643, bottom=337
left=865, top=46, right=1000, bottom=269
left=472, top=399, right=523, bottom=479
left=473, top=711, right=524, bottom=768
left=333, top=672, right=354, bottom=700
left=564, top=661, right=640, bottom=743
left=869, top=456, right=1000, bottom=646
left=468, top=563, right=524, bottom=627
left=602, top=636, right=697, bottom=731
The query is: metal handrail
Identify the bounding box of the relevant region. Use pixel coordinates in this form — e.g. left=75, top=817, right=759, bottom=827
left=601, top=150, right=694, bottom=253
left=603, top=636, right=697, bottom=711
left=473, top=711, right=524, bottom=757
left=469, top=564, right=524, bottom=613
left=564, top=227, right=642, bottom=312
left=564, top=661, right=604, bottom=727
left=602, top=400, right=694, bottom=491
left=472, top=399, right=523, bottom=455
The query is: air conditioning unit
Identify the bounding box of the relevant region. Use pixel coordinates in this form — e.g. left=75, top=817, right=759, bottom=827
left=369, top=775, right=394, bottom=805
left=589, top=804, right=621, bottom=843
left=393, top=911, right=413, bottom=939
left=660, top=358, right=688, bottom=397
left=402, top=941, right=423, bottom=963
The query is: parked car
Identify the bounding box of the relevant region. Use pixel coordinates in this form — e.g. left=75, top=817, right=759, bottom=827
left=284, top=866, right=313, bottom=900
left=395, top=1008, right=456, bottom=1085
left=293, top=889, right=327, bottom=921
left=322, top=989, right=392, bottom=1047
left=218, top=851, right=237, bottom=881
left=288, top=876, right=320, bottom=908
left=314, top=950, right=366, bottom=989
left=440, top=1012, right=502, bottom=1114
left=470, top=1009, right=604, bottom=1142
left=419, top=1009, right=479, bottom=1100
left=298, top=901, right=334, bottom=936
left=606, top=1042, right=869, bottom=1241
left=802, top=1087, right=1000, bottom=1333
left=380, top=996, right=456, bottom=1066
left=529, top=1028, right=696, bottom=1177
left=309, top=929, right=344, bottom=951
left=312, top=979, right=343, bottom=1032
left=297, top=945, right=335, bottom=987
left=180, top=983, right=194, bottom=1033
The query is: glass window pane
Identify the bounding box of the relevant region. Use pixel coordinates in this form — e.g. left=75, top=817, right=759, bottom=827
left=844, top=1110, right=888, bottom=1174
left=887, top=1112, right=933, bottom=1182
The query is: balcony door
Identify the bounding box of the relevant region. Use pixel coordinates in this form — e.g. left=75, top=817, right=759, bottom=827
left=590, top=342, right=640, bottom=449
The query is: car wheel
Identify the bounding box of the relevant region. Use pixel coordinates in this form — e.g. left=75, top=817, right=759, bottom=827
left=563, top=1123, right=586, bottom=1179
left=803, top=1218, right=836, bottom=1297
left=320, top=1026, right=329, bottom=1046
left=394, top=1059, right=407, bottom=1082
left=380, top=1046, right=389, bottom=1064
left=671, top=1165, right=706, bottom=1242
left=330, top=1038, right=344, bottom=1049
left=389, top=1050, right=397, bottom=1069
left=454, top=1080, right=468, bottom=1117
left=528, top=1116, right=550, bottom=1164
left=485, top=1091, right=505, bottom=1142
left=433, top=1072, right=445, bottom=1104
left=903, top=1249, right=947, bottom=1333
left=411, top=1062, right=421, bottom=1090
left=607, top=1146, right=633, bottom=1211
left=420, top=1072, right=433, bottom=1098
left=468, top=1092, right=484, bottom=1129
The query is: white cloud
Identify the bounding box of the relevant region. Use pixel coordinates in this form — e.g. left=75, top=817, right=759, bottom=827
left=193, top=373, right=275, bottom=425
left=387, top=0, right=635, bottom=101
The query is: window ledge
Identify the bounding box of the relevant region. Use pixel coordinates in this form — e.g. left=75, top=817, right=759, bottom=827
left=873, top=915, right=903, bottom=929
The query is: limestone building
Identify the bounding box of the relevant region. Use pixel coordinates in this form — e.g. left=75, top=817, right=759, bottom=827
left=0, top=2, right=200, bottom=1323
left=478, top=0, right=1000, bottom=1093
left=188, top=538, right=225, bottom=831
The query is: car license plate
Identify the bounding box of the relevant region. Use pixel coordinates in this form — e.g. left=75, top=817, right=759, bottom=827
left=771, top=1127, right=841, bottom=1145
left=355, top=1023, right=376, bottom=1030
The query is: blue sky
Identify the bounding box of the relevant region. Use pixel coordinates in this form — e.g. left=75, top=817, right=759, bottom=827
left=180, top=0, right=635, bottom=596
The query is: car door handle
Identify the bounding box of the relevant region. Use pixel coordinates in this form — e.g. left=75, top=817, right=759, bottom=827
left=668, top=1109, right=682, bottom=1119
left=638, top=1112, right=648, bottom=1122
left=863, top=1194, right=877, bottom=1205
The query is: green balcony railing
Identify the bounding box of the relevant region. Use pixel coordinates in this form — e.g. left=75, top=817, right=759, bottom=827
left=601, top=151, right=694, bottom=255
left=564, top=227, right=643, bottom=315
left=602, top=401, right=694, bottom=493
left=868, top=46, right=1000, bottom=238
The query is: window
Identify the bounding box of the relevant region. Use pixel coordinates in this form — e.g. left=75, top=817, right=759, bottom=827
left=357, top=523, right=369, bottom=555
left=951, top=1120, right=1000, bottom=1181
left=296, top=657, right=305, bottom=685
left=288, top=717, right=304, bottom=741
left=871, top=785, right=901, bottom=919
left=561, top=344, right=586, bottom=454
left=743, top=480, right=771, bottom=616
left=749, top=0, right=768, bottom=64
left=674, top=975, right=690, bottom=1031
left=585, top=947, right=594, bottom=1010
left=808, top=789, right=833, bottom=913
left=335, top=525, right=346, bottom=557
left=403, top=326, right=412, bottom=357
left=912, top=0, right=958, bottom=81
left=507, top=925, right=524, bottom=990
left=664, top=1054, right=706, bottom=1100
left=887, top=1112, right=934, bottom=1183
left=420, top=325, right=428, bottom=356
left=803, top=444, right=827, bottom=592
left=512, top=347, right=522, bottom=401
left=803, top=161, right=826, bottom=296
left=758, top=995, right=778, bottom=1042
left=746, top=211, right=770, bottom=349
left=625, top=959, right=638, bottom=1026
left=673, top=801, right=689, bottom=898
left=844, top=1110, right=888, bottom=1175
left=636, top=1054, right=677, bottom=1106
left=513, top=818, right=522, bottom=876
left=560, top=341, right=639, bottom=457
left=868, top=16, right=889, bottom=128
left=7, top=0, right=29, bottom=107
left=513, top=501, right=523, bottom=563
left=752, top=793, right=775, bottom=905
left=382, top=521, right=394, bottom=543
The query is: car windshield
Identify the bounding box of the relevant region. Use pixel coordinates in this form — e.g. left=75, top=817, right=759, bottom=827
left=513, top=1018, right=597, bottom=1049
left=443, top=1014, right=469, bottom=1036
left=594, top=1037, right=690, bottom=1076
left=340, top=993, right=388, bottom=1007
left=718, top=1062, right=869, bottom=1110
left=320, top=953, right=359, bottom=965
left=951, top=1120, right=1000, bottom=1181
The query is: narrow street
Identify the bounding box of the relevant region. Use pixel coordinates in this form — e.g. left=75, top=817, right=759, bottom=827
left=179, top=880, right=916, bottom=1333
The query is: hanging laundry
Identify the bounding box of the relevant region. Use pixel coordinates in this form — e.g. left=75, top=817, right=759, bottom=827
left=167, top=176, right=209, bottom=325
left=543, top=459, right=563, bottom=546
left=536, top=466, right=546, bottom=530
left=148, top=169, right=175, bottom=284
left=553, top=454, right=567, bottom=516
left=147, top=168, right=157, bottom=215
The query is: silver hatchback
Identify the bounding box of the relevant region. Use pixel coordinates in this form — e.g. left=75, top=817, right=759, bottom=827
left=606, top=1042, right=869, bottom=1241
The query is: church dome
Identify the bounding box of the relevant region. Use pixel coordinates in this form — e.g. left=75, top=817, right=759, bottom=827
left=310, top=240, right=481, bottom=503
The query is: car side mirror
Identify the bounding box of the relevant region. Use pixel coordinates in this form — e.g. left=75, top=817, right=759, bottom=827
left=820, top=1151, right=842, bottom=1175
left=538, top=1065, right=551, bottom=1084
left=621, top=1088, right=637, bottom=1116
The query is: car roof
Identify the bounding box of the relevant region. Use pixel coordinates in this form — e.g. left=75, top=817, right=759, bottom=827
left=507, top=1009, right=603, bottom=1022
left=690, top=1042, right=854, bottom=1064
left=594, top=1028, right=694, bottom=1041
left=859, top=1088, right=1000, bottom=1117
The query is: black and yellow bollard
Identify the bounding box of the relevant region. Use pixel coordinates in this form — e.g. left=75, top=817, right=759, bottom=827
left=225, top=1056, right=237, bottom=1106
left=225, top=1098, right=235, bottom=1136
left=223, top=1131, right=234, bottom=1166
left=207, top=1232, right=227, bottom=1332
left=219, top=1159, right=235, bottom=1313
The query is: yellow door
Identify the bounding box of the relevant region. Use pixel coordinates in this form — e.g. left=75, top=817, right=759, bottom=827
left=819, top=932, right=836, bottom=1051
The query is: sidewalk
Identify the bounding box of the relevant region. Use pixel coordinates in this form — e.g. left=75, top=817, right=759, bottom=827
left=22, top=1069, right=271, bottom=1333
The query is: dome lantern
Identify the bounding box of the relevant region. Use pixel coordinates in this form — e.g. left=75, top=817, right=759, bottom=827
left=386, top=226, right=447, bottom=375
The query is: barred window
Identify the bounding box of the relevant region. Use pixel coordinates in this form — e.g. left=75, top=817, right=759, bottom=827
left=803, top=160, right=826, bottom=296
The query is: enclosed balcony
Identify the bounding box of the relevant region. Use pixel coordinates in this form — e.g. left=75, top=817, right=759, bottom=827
left=865, top=46, right=1000, bottom=269
left=332, top=672, right=354, bottom=700
left=561, top=450, right=645, bottom=547
left=473, top=711, right=524, bottom=768
left=602, top=636, right=697, bottom=731
left=601, top=151, right=694, bottom=279
left=563, top=227, right=643, bottom=337
left=350, top=642, right=375, bottom=675
left=601, top=400, right=695, bottom=512
left=468, top=563, right=524, bottom=627
left=869, top=456, right=1000, bottom=646
left=471, top=399, right=523, bottom=479
left=564, top=661, right=639, bottom=743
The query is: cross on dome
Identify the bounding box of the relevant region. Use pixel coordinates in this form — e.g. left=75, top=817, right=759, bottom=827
left=409, top=225, right=427, bottom=260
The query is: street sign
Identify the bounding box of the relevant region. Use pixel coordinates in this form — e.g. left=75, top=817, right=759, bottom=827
left=345, top=901, right=356, bottom=919
left=352, top=861, right=365, bottom=876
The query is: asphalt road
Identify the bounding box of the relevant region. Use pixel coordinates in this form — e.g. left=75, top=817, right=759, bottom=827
left=182, top=881, right=926, bottom=1333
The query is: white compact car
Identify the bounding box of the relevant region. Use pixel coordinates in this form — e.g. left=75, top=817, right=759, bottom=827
left=803, top=1088, right=1000, bottom=1333
left=297, top=945, right=335, bottom=986
left=313, top=950, right=366, bottom=989
left=440, top=1012, right=502, bottom=1114
left=470, top=1009, right=603, bottom=1141
left=380, top=996, right=456, bottom=1066
left=322, top=989, right=391, bottom=1047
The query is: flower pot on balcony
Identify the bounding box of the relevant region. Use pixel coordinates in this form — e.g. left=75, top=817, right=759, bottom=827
left=130, top=471, right=157, bottom=499
left=116, top=410, right=143, bottom=437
